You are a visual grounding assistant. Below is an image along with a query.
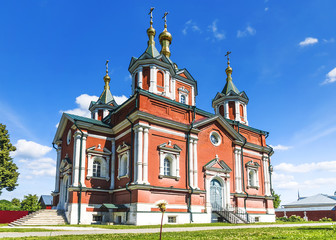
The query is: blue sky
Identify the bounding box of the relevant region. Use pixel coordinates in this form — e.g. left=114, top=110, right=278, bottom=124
left=0, top=0, right=336, bottom=205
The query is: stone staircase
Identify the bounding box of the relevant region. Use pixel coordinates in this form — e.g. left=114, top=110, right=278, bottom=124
left=8, top=209, right=68, bottom=226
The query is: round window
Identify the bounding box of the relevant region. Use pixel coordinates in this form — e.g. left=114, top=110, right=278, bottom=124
left=210, top=131, right=221, bottom=146
left=66, top=130, right=71, bottom=145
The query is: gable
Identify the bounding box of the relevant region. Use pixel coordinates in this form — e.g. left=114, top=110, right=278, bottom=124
left=204, top=158, right=232, bottom=173
left=194, top=115, right=244, bottom=144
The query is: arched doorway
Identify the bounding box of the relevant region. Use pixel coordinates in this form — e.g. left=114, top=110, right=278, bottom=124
left=210, top=179, right=224, bottom=210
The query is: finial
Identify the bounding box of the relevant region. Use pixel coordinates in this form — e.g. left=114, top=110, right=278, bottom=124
left=225, top=51, right=231, bottom=66
left=105, top=60, right=109, bottom=74
left=162, top=12, right=169, bottom=29
left=104, top=60, right=111, bottom=90
left=149, top=7, right=154, bottom=27
left=224, top=51, right=233, bottom=81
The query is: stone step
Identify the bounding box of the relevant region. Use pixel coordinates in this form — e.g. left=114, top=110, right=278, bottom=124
left=8, top=209, right=67, bottom=226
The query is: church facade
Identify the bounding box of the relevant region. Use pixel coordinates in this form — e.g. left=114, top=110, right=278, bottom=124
left=52, top=12, right=275, bottom=225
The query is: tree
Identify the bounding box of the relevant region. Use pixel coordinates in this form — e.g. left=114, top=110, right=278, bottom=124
left=0, top=124, right=19, bottom=195
left=21, top=194, right=41, bottom=211
left=11, top=198, right=21, bottom=207
left=272, top=189, right=281, bottom=208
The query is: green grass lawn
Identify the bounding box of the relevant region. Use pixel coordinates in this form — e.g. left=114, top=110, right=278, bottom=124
left=2, top=226, right=335, bottom=239
left=47, top=220, right=333, bottom=229
left=0, top=228, right=60, bottom=232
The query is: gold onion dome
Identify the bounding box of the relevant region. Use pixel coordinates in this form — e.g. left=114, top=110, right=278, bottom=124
left=159, top=12, right=172, bottom=58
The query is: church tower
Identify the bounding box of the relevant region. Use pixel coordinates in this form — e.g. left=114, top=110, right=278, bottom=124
left=212, top=52, right=249, bottom=125
left=128, top=9, right=197, bottom=106
left=89, top=61, right=118, bottom=120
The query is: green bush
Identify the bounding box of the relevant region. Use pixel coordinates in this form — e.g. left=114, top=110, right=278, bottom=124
left=319, top=217, right=333, bottom=222
left=277, top=215, right=305, bottom=222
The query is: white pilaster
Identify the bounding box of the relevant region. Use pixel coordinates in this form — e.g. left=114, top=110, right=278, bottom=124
left=159, top=152, right=164, bottom=176
left=225, top=179, right=231, bottom=208
left=164, top=71, right=170, bottom=97
left=143, top=128, right=149, bottom=184
left=189, top=139, right=194, bottom=188
left=263, top=155, right=271, bottom=196
left=191, top=86, right=195, bottom=106
left=171, top=78, right=176, bottom=100
left=244, top=104, right=248, bottom=125
left=138, top=67, right=143, bottom=89
left=224, top=101, right=229, bottom=119
left=110, top=138, right=116, bottom=189
left=235, top=101, right=240, bottom=121
left=193, top=140, right=198, bottom=189
left=149, top=66, right=157, bottom=93
left=80, top=134, right=87, bottom=187
left=176, top=155, right=180, bottom=178
left=133, top=128, right=138, bottom=183
left=136, top=127, right=143, bottom=184
left=235, top=148, right=242, bottom=193
left=72, top=131, right=81, bottom=187
left=54, top=145, right=62, bottom=192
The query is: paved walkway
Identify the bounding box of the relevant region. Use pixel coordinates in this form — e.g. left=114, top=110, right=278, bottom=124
left=0, top=222, right=333, bottom=238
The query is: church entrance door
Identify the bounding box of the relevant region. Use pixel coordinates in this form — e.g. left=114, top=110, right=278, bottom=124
left=210, top=179, right=224, bottom=210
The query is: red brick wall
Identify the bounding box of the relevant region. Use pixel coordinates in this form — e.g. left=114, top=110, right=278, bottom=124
left=276, top=210, right=336, bottom=221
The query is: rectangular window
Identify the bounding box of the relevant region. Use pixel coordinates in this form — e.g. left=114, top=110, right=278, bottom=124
left=168, top=216, right=176, bottom=223
left=255, top=217, right=260, bottom=222
left=93, top=215, right=102, bottom=222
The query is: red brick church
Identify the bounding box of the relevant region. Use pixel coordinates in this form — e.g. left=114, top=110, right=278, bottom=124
left=52, top=11, right=275, bottom=225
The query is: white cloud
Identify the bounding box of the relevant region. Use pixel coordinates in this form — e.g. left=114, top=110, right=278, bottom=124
left=299, top=37, right=318, bottom=47
left=19, top=157, right=56, bottom=177
left=12, top=139, right=52, bottom=158
left=270, top=144, right=292, bottom=151
left=323, top=38, right=335, bottom=43
left=182, top=20, right=201, bottom=35
left=237, top=25, right=256, bottom=38
left=322, top=67, right=336, bottom=85
left=208, top=20, right=225, bottom=41
left=124, top=74, right=132, bottom=81
left=61, top=93, right=128, bottom=118
left=114, top=95, right=128, bottom=105
left=264, top=7, right=269, bottom=11
left=274, top=161, right=336, bottom=173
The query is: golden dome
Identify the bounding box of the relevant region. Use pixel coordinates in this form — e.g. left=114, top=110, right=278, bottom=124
left=159, top=29, right=172, bottom=43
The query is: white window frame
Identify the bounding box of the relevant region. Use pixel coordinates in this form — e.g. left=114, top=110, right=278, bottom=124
left=178, top=87, right=189, bottom=105
left=158, top=142, right=181, bottom=180
left=246, top=161, right=260, bottom=189
left=209, top=131, right=221, bottom=146
left=87, top=156, right=109, bottom=180
left=116, top=142, right=131, bottom=179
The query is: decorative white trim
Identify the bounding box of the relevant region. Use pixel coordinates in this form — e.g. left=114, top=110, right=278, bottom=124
left=209, top=131, right=221, bottom=146
left=87, top=133, right=112, bottom=141
left=158, top=141, right=181, bottom=180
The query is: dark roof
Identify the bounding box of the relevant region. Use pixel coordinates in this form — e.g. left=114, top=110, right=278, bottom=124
left=65, top=113, right=110, bottom=128
left=39, top=195, right=53, bottom=206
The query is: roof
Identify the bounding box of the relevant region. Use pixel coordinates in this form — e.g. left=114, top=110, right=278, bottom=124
left=97, top=88, right=115, bottom=105
left=282, top=194, right=336, bottom=209
left=145, top=44, right=160, bottom=58
left=65, top=113, right=110, bottom=128
left=100, top=203, right=128, bottom=209
left=222, top=79, right=240, bottom=95
left=39, top=195, right=53, bottom=205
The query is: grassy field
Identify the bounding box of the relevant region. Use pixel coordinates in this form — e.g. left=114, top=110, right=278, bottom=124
left=28, top=220, right=331, bottom=229
left=0, top=228, right=60, bottom=232
left=1, top=225, right=335, bottom=239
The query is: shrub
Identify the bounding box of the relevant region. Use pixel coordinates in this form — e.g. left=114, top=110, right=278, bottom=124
left=277, top=215, right=304, bottom=222
left=319, top=217, right=333, bottom=222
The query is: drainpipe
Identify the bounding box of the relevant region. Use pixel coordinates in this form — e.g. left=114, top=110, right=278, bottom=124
left=125, top=92, right=139, bottom=222
left=237, top=122, right=249, bottom=222
left=73, top=120, right=84, bottom=225
left=186, top=106, right=196, bottom=223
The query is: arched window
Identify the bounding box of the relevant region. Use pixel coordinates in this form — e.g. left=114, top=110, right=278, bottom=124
left=164, top=158, right=171, bottom=176
left=157, top=71, right=164, bottom=92
left=120, top=155, right=128, bottom=177
left=142, top=67, right=150, bottom=90
left=180, top=95, right=186, bottom=104
left=93, top=160, right=101, bottom=177
left=249, top=170, right=256, bottom=187
left=240, top=104, right=244, bottom=121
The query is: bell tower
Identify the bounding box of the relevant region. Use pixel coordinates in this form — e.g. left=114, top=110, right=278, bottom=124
left=212, top=52, right=249, bottom=125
